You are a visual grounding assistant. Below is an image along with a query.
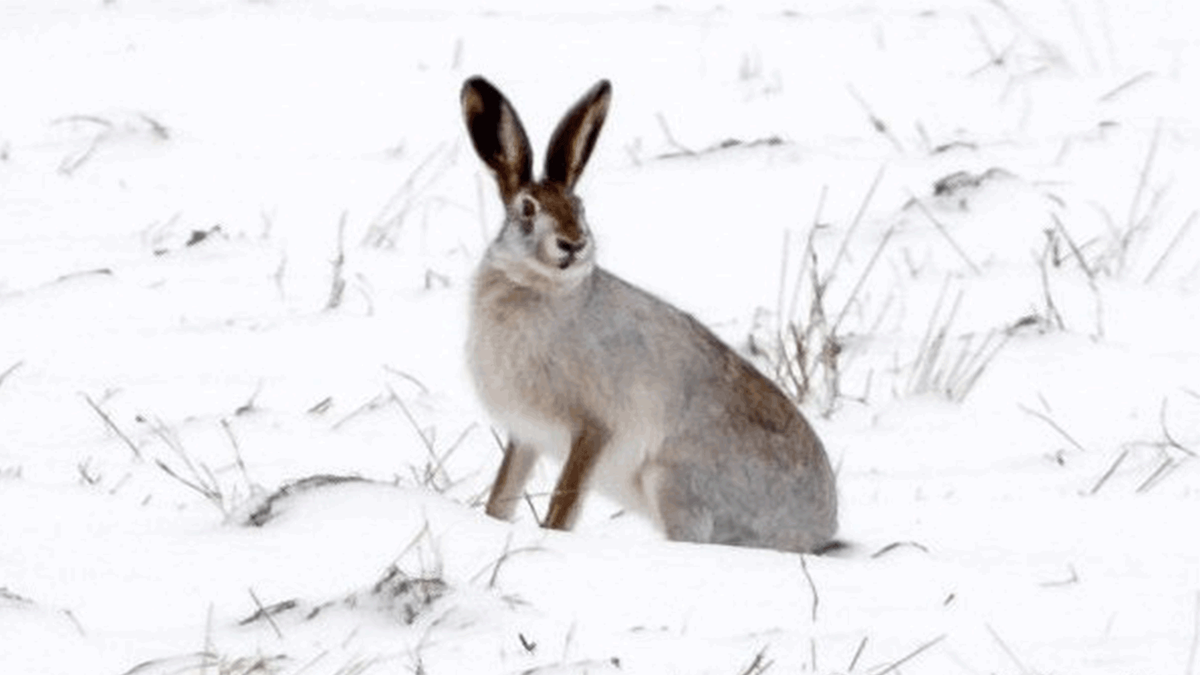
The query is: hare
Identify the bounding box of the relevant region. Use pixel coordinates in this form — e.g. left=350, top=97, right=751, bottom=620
left=461, top=76, right=838, bottom=553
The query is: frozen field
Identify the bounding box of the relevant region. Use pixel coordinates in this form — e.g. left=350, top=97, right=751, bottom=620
left=1, top=1, right=1198, bottom=673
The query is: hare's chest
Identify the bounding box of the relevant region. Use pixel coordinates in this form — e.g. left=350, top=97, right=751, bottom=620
left=467, top=300, right=565, bottom=415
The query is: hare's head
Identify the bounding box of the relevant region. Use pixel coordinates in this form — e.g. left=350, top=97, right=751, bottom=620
left=462, top=76, right=611, bottom=291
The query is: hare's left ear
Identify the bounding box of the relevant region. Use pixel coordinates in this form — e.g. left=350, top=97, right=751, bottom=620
left=544, top=80, right=612, bottom=191
left=462, top=76, right=534, bottom=204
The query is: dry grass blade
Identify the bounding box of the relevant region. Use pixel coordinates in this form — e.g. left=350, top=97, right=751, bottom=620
left=81, top=393, right=143, bottom=461
left=1126, top=121, right=1163, bottom=236
left=987, top=623, right=1031, bottom=675
left=387, top=386, right=453, bottom=490
left=384, top=366, right=431, bottom=396
left=470, top=534, right=545, bottom=589
left=1050, top=213, right=1095, bottom=280
left=824, top=165, right=886, bottom=287
left=1099, top=71, right=1154, bottom=102
left=1143, top=210, right=1196, bottom=284
left=847, top=85, right=904, bottom=152
left=799, top=555, right=819, bottom=623
left=325, top=212, right=348, bottom=310
left=908, top=195, right=982, bottom=274
left=786, top=187, right=827, bottom=320
left=154, top=459, right=218, bottom=502
left=247, top=588, right=284, bottom=640
left=1019, top=404, right=1088, bottom=454
left=832, top=222, right=898, bottom=334
left=876, top=634, right=946, bottom=675
left=1036, top=236, right=1066, bottom=330
left=220, top=418, right=253, bottom=490
left=655, top=112, right=695, bottom=156
left=1187, top=591, right=1200, bottom=675
left=907, top=277, right=954, bottom=393
left=737, top=645, right=773, bottom=675
left=1160, top=398, right=1196, bottom=457
left=910, top=285, right=963, bottom=395
left=1134, top=456, right=1177, bottom=494
left=847, top=636, right=868, bottom=671
left=118, top=653, right=217, bottom=675
left=362, top=142, right=454, bottom=248
left=947, top=330, right=1008, bottom=402
left=1088, top=447, right=1129, bottom=495
left=331, top=392, right=389, bottom=430
left=0, top=360, right=23, bottom=389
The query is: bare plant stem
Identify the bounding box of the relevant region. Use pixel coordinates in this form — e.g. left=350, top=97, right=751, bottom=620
left=909, top=195, right=981, bottom=274
left=877, top=634, right=946, bottom=675
left=82, top=394, right=143, bottom=461
left=1019, top=404, right=1089, bottom=454
left=799, top=555, right=819, bottom=623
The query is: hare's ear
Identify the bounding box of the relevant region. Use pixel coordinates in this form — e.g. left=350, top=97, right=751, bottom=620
left=462, top=76, right=533, bottom=204
left=544, top=79, right=611, bottom=191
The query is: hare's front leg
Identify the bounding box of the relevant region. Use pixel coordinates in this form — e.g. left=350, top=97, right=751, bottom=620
left=543, top=420, right=609, bottom=530
left=486, top=440, right=538, bottom=521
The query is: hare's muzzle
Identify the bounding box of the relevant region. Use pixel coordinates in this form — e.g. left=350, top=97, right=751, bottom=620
left=555, top=237, right=586, bottom=268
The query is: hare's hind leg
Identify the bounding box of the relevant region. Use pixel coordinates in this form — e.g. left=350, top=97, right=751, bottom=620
left=486, top=440, right=538, bottom=521
left=642, top=462, right=718, bottom=545
left=543, top=419, right=609, bottom=530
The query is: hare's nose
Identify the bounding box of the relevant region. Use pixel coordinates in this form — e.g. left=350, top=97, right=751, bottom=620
left=557, top=238, right=584, bottom=254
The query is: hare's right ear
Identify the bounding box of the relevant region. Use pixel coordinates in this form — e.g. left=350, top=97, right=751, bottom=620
left=462, top=76, right=533, bottom=204
left=544, top=79, right=611, bottom=191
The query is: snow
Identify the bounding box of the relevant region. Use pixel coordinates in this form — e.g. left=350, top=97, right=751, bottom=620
left=2, top=1, right=1199, bottom=673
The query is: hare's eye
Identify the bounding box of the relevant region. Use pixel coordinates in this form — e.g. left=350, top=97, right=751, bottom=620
left=516, top=197, right=536, bottom=234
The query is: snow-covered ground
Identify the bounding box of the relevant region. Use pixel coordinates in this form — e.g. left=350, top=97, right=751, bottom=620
left=2, top=1, right=1198, bottom=673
